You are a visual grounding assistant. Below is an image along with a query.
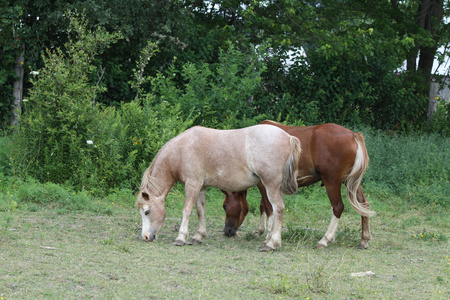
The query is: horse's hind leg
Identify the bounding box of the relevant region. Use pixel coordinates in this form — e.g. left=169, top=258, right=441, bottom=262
left=174, top=182, right=201, bottom=246
left=317, top=180, right=344, bottom=249
left=256, top=183, right=273, bottom=237
left=260, top=187, right=284, bottom=251
left=257, top=210, right=267, bottom=236
left=357, top=186, right=371, bottom=249
left=189, top=188, right=207, bottom=245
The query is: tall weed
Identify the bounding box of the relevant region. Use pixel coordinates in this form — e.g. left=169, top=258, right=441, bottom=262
left=0, top=136, right=12, bottom=176
left=363, top=130, right=449, bottom=206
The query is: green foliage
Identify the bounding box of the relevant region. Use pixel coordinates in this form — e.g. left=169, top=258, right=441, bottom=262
left=3, top=177, right=132, bottom=214
left=429, top=99, right=450, bottom=136
left=150, top=43, right=268, bottom=129
left=17, top=180, right=75, bottom=207
left=3, top=6, right=448, bottom=203
left=104, top=95, right=194, bottom=190
left=0, top=2, right=25, bottom=128
left=263, top=27, right=427, bottom=129
left=11, top=13, right=195, bottom=191
left=2, top=0, right=450, bottom=133
left=12, top=12, right=120, bottom=187
left=363, top=129, right=449, bottom=207
left=0, top=136, right=13, bottom=176
left=0, top=198, right=16, bottom=242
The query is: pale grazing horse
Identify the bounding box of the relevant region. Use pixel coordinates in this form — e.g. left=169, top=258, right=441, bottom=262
left=136, top=124, right=302, bottom=251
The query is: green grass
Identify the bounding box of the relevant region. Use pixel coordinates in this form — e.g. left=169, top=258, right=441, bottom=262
left=0, top=184, right=448, bottom=299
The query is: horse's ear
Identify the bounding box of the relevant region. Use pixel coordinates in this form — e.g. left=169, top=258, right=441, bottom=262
left=142, top=192, right=150, bottom=201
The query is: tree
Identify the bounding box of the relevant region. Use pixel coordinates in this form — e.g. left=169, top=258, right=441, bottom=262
left=2, top=0, right=449, bottom=131
left=0, top=1, right=25, bottom=128
left=387, top=0, right=447, bottom=92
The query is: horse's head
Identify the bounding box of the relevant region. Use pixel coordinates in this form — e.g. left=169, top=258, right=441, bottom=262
left=222, top=190, right=249, bottom=237
left=136, top=191, right=166, bottom=242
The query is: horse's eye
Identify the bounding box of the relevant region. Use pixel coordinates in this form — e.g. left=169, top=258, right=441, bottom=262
left=144, top=210, right=150, bottom=216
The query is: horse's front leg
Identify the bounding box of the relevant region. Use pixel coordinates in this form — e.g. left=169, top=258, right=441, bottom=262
left=189, top=188, right=207, bottom=245
left=174, top=183, right=201, bottom=246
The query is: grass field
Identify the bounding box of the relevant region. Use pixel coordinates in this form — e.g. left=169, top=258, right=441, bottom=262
left=0, top=184, right=448, bottom=299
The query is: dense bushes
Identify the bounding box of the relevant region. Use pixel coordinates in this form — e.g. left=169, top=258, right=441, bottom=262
left=150, top=43, right=268, bottom=128
left=2, top=127, right=449, bottom=208
left=4, top=14, right=449, bottom=203
left=254, top=39, right=428, bottom=130
left=9, top=15, right=264, bottom=192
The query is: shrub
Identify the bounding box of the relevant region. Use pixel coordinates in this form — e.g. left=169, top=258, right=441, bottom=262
left=12, top=12, right=121, bottom=186
left=429, top=99, right=450, bottom=137
left=17, top=180, right=70, bottom=206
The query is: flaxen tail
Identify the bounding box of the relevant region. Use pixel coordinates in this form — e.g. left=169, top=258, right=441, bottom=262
left=281, top=136, right=302, bottom=195
left=344, top=133, right=375, bottom=217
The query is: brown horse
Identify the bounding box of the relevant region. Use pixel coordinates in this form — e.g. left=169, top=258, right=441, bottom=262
left=136, top=124, right=302, bottom=251
left=223, top=120, right=374, bottom=249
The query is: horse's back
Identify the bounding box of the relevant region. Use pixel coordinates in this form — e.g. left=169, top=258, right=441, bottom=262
left=181, top=124, right=293, bottom=156
left=243, top=124, right=297, bottom=164
left=260, top=121, right=357, bottom=157
left=172, top=125, right=248, bottom=169
left=168, top=125, right=295, bottom=191
left=259, top=121, right=360, bottom=184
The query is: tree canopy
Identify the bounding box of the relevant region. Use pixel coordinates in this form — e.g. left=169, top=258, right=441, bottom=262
left=1, top=0, right=449, bottom=130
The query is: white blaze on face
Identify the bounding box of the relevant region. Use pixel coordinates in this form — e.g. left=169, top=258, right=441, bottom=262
left=139, top=205, right=151, bottom=240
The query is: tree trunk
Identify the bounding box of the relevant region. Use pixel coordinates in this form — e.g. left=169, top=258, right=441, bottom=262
left=427, top=81, right=439, bottom=127
left=416, top=0, right=443, bottom=89
left=416, top=0, right=443, bottom=126
left=11, top=51, right=24, bottom=127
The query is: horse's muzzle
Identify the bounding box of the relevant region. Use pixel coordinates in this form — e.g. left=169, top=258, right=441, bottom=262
left=143, top=232, right=156, bottom=242
left=223, top=225, right=237, bottom=237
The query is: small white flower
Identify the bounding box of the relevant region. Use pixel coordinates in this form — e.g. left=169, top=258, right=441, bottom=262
left=86, top=140, right=94, bottom=145
left=30, top=71, right=39, bottom=76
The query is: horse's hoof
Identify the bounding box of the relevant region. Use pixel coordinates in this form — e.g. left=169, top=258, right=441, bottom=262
left=357, top=244, right=368, bottom=250
left=187, top=239, right=202, bottom=245
left=173, top=239, right=186, bottom=246
left=259, top=245, right=275, bottom=252
left=315, top=244, right=326, bottom=250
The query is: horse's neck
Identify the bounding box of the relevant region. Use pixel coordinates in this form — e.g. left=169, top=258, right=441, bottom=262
left=148, top=161, right=176, bottom=198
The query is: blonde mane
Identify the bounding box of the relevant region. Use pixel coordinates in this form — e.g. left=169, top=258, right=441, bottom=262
left=136, top=164, right=164, bottom=206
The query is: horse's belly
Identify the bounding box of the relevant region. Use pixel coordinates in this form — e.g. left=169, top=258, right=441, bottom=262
left=204, top=170, right=260, bottom=192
